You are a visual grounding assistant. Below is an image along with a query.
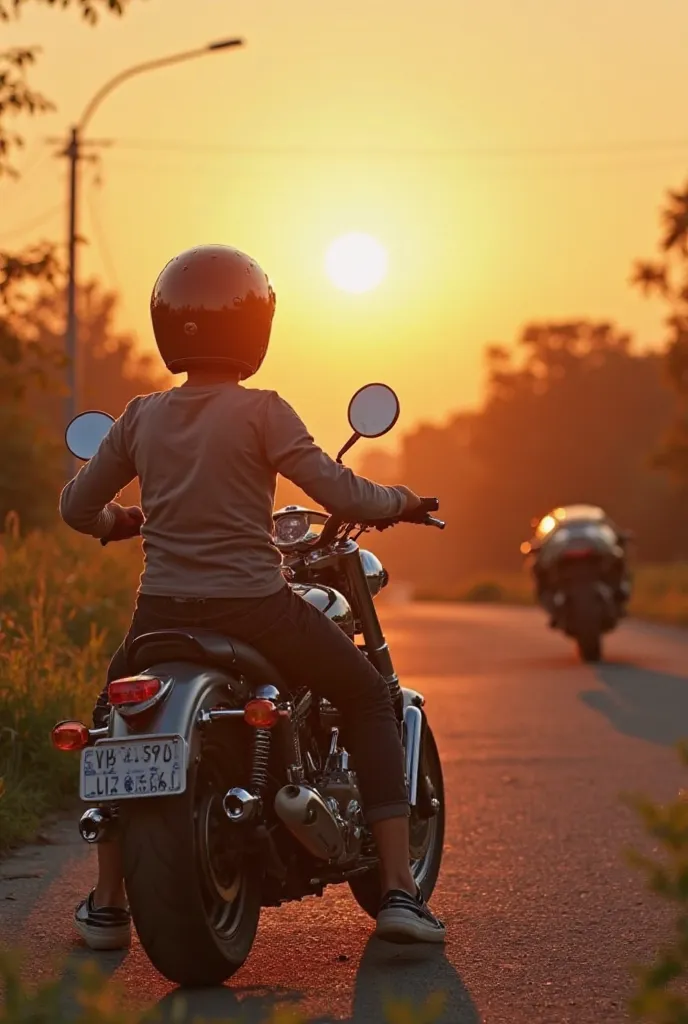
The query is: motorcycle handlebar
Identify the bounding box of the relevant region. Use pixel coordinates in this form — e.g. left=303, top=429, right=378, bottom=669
left=362, top=497, right=445, bottom=532
left=99, top=498, right=445, bottom=550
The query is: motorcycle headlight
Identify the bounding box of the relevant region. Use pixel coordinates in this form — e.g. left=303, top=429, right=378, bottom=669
left=359, top=549, right=389, bottom=597
left=274, top=512, right=310, bottom=549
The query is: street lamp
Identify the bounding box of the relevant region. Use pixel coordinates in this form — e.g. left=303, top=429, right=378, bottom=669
left=60, top=37, right=245, bottom=435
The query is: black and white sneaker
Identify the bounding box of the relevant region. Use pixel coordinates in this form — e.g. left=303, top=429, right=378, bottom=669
left=375, top=887, right=446, bottom=944
left=74, top=890, right=131, bottom=951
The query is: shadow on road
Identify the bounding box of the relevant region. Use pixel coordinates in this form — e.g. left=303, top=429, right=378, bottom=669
left=152, top=937, right=479, bottom=1024
left=580, top=661, right=688, bottom=746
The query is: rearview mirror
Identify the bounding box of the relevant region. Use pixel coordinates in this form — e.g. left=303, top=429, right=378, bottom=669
left=336, top=383, right=400, bottom=463
left=348, top=383, right=400, bottom=438
left=65, top=410, right=115, bottom=461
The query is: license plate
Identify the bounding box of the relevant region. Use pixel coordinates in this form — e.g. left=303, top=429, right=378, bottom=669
left=80, top=734, right=187, bottom=802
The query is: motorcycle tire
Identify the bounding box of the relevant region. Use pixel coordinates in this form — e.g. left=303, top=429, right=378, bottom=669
left=121, top=739, right=261, bottom=987
left=577, top=632, right=602, bottom=663
left=348, top=719, right=445, bottom=919
left=570, top=588, right=603, bottom=663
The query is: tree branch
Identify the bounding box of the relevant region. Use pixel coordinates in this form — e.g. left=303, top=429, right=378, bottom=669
left=0, top=1, right=132, bottom=25
left=0, top=0, right=139, bottom=175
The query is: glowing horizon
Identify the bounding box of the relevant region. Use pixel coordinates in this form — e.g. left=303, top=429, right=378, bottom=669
left=1, top=0, right=686, bottom=454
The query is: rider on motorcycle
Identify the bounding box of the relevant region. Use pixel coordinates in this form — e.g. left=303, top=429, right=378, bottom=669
left=59, top=244, right=446, bottom=951
left=525, top=504, right=632, bottom=618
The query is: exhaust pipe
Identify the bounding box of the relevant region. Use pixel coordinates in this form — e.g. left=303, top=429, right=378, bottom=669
left=404, top=704, right=422, bottom=806
left=274, top=784, right=345, bottom=861
left=79, top=806, right=118, bottom=844
left=223, top=787, right=261, bottom=823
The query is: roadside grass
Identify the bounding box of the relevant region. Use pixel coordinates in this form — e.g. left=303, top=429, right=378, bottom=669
left=626, top=743, right=688, bottom=1022
left=0, top=521, right=139, bottom=852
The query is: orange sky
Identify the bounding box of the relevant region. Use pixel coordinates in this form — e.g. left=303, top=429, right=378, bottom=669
left=2, top=0, right=688, bottom=456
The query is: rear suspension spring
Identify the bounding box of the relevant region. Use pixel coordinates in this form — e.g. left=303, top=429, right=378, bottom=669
left=250, top=728, right=271, bottom=794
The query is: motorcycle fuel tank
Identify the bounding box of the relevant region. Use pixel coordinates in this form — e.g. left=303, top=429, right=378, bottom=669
left=291, top=583, right=355, bottom=636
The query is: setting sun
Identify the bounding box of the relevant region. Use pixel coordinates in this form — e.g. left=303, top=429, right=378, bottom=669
left=325, top=233, right=388, bottom=294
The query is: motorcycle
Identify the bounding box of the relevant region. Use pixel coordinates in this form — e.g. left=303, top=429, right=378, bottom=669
left=520, top=504, right=631, bottom=664
left=52, top=383, right=446, bottom=987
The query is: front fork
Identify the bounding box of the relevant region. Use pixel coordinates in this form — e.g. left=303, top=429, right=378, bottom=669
left=339, top=542, right=436, bottom=817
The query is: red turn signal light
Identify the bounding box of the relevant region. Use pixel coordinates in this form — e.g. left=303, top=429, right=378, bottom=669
left=51, top=721, right=90, bottom=752
left=108, top=676, right=162, bottom=707
left=244, top=698, right=280, bottom=728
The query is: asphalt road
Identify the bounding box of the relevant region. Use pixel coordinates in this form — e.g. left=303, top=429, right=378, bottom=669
left=2, top=603, right=687, bottom=1023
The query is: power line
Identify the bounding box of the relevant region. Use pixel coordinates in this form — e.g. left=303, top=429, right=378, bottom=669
left=16, top=147, right=51, bottom=180
left=102, top=151, right=688, bottom=181
left=85, top=170, right=138, bottom=332
left=111, top=136, right=688, bottom=160
left=85, top=173, right=121, bottom=293
left=1, top=204, right=62, bottom=241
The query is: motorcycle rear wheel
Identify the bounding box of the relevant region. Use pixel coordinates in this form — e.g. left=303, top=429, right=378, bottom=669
left=348, top=720, right=445, bottom=919
left=121, top=738, right=261, bottom=987
left=577, top=632, right=602, bottom=663
left=570, top=588, right=604, bottom=663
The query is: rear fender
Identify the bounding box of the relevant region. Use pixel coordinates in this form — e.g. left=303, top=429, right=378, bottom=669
left=108, top=662, right=246, bottom=757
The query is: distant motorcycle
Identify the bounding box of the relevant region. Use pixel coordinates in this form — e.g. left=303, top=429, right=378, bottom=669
left=521, top=505, right=632, bottom=663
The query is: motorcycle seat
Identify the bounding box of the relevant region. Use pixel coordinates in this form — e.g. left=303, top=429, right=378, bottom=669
left=127, top=628, right=286, bottom=691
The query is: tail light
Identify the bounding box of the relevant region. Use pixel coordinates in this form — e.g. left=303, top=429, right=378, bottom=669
left=51, top=721, right=90, bottom=751
left=244, top=698, right=280, bottom=728
left=108, top=676, right=162, bottom=707
left=561, top=548, right=595, bottom=560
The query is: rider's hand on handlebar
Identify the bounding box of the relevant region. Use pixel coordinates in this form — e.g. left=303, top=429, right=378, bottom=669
left=105, top=504, right=144, bottom=542
left=396, top=485, right=422, bottom=514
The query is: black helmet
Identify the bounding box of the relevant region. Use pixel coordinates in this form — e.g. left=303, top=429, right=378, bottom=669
left=150, top=245, right=276, bottom=378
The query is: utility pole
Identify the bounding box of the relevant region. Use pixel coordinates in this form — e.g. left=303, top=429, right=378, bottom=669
left=53, top=38, right=245, bottom=447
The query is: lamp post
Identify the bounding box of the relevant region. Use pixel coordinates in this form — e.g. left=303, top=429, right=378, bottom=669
left=60, top=38, right=245, bottom=437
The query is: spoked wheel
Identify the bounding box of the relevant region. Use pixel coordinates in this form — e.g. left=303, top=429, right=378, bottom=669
left=121, top=731, right=262, bottom=987
left=349, top=720, right=445, bottom=919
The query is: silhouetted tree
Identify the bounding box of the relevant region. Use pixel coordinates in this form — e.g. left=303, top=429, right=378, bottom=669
left=633, top=177, right=688, bottom=481
left=0, top=0, right=137, bottom=175
left=0, top=245, right=166, bottom=526
left=0, top=244, right=66, bottom=526
left=361, top=320, right=687, bottom=590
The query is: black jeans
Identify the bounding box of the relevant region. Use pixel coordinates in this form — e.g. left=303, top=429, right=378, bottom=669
left=97, top=586, right=409, bottom=823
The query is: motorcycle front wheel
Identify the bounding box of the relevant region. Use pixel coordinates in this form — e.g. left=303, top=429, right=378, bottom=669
left=121, top=735, right=261, bottom=987
left=348, top=719, right=445, bottom=919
